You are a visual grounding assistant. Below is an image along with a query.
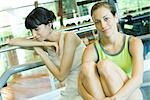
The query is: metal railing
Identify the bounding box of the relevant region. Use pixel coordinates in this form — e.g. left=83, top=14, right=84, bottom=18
left=0, top=60, right=44, bottom=100
left=0, top=46, right=20, bottom=53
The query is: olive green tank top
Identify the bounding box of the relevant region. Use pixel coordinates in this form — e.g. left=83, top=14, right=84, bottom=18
left=94, top=35, right=132, bottom=78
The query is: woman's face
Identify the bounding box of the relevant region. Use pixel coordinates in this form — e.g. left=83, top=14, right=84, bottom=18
left=31, top=23, right=52, bottom=41
left=92, top=7, right=118, bottom=37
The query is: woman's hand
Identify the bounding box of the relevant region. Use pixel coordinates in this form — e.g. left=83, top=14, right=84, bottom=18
left=104, top=97, right=115, bottom=100
left=104, top=96, right=123, bottom=100
left=46, top=42, right=59, bottom=53
left=33, top=37, right=59, bottom=53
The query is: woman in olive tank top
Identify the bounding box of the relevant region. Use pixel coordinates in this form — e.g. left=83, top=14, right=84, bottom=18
left=78, top=1, right=144, bottom=100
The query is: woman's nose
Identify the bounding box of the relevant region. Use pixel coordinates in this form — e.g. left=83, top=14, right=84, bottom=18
left=101, top=20, right=107, bottom=29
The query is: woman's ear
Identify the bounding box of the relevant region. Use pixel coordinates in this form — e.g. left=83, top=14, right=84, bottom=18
left=47, top=23, right=53, bottom=29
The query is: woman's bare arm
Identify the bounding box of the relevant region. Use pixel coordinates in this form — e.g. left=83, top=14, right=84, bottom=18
left=34, top=32, right=81, bottom=82
left=114, top=37, right=144, bottom=99
left=6, top=37, right=58, bottom=48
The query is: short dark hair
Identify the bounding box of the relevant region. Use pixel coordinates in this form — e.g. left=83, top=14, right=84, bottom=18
left=25, top=7, right=56, bottom=29
left=91, top=1, right=116, bottom=16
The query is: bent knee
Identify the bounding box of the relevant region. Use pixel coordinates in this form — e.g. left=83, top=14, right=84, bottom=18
left=97, top=59, right=112, bottom=75
left=97, top=59, right=126, bottom=79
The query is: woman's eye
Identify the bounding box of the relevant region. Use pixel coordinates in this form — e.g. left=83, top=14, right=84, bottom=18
left=94, top=21, right=98, bottom=24
left=94, top=20, right=101, bottom=24
left=34, top=28, right=38, bottom=31
left=104, top=17, right=110, bottom=21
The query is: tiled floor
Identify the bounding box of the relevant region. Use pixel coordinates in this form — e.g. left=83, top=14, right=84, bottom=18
left=9, top=71, right=150, bottom=100
left=2, top=60, right=150, bottom=100
left=8, top=73, right=52, bottom=100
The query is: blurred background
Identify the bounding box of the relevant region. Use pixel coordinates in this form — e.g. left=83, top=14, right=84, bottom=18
left=0, top=0, right=149, bottom=100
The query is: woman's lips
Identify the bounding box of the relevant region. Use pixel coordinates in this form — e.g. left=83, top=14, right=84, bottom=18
left=102, top=28, right=110, bottom=32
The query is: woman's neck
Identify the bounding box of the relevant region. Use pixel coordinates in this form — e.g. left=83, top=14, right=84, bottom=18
left=47, top=30, right=61, bottom=43
left=100, top=32, right=124, bottom=54
left=100, top=32, right=122, bottom=46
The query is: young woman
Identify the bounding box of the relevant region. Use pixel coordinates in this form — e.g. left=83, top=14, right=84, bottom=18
left=78, top=1, right=144, bottom=100
left=4, top=7, right=85, bottom=100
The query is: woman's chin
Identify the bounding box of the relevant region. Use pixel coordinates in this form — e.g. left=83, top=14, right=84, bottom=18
left=102, top=32, right=112, bottom=37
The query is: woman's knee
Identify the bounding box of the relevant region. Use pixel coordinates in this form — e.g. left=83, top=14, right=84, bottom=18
left=97, top=59, right=112, bottom=76
left=97, top=60, right=129, bottom=95
left=97, top=59, right=127, bottom=80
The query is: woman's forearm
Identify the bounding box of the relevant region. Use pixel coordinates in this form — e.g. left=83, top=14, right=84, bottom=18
left=8, top=38, right=40, bottom=46
left=8, top=38, right=57, bottom=47
left=115, top=57, right=143, bottom=99
left=114, top=77, right=142, bottom=100
left=33, top=47, right=62, bottom=81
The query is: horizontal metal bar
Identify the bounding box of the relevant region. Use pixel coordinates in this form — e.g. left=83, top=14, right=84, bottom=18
left=63, top=22, right=94, bottom=31
left=0, top=60, right=44, bottom=89
left=76, top=26, right=96, bottom=34
left=141, top=82, right=150, bottom=88
left=0, top=46, right=20, bottom=53
left=0, top=42, right=8, bottom=47
left=137, top=34, right=150, bottom=40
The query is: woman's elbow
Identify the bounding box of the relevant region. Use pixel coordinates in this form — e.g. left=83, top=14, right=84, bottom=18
left=132, top=75, right=143, bottom=87
left=57, top=74, right=67, bottom=82
left=58, top=77, right=65, bottom=82
left=138, top=73, right=144, bottom=85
